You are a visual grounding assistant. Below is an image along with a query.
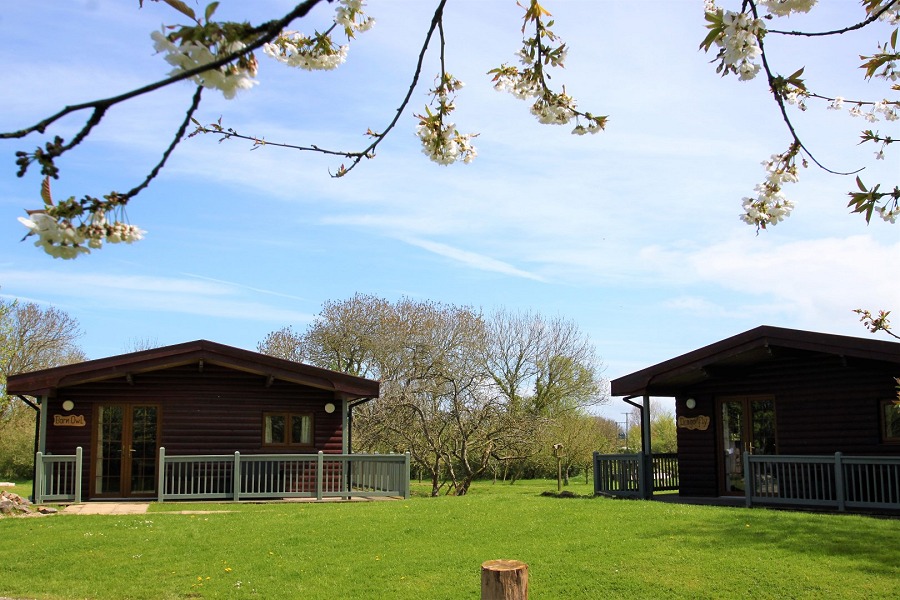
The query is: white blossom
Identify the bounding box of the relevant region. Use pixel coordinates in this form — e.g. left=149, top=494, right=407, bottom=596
left=759, top=0, right=817, bottom=17
left=263, top=32, right=348, bottom=70
left=18, top=210, right=144, bottom=259
left=335, top=0, right=375, bottom=34
left=740, top=150, right=801, bottom=229
left=877, top=2, right=900, bottom=25
left=151, top=31, right=257, bottom=99
left=876, top=205, right=899, bottom=223
left=530, top=92, right=577, bottom=125
left=714, top=10, right=765, bottom=81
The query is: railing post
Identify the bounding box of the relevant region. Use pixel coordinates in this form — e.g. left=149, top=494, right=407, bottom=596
left=34, top=452, right=44, bottom=505
left=157, top=447, right=166, bottom=503
left=316, top=451, right=324, bottom=501
left=403, top=451, right=411, bottom=499
left=74, top=446, right=83, bottom=503
left=834, top=452, right=845, bottom=512
left=743, top=451, right=752, bottom=508
left=233, top=451, right=241, bottom=502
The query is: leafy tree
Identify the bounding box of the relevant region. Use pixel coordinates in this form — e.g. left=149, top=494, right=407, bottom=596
left=0, top=298, right=86, bottom=479
left=540, top=413, right=620, bottom=486
left=626, top=400, right=678, bottom=455
left=4, top=1, right=896, bottom=257
left=259, top=294, right=607, bottom=495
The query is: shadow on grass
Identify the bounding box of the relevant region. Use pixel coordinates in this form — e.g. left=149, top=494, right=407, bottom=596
left=651, top=505, right=899, bottom=577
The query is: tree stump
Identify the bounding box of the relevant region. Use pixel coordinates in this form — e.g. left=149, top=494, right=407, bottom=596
left=481, top=559, right=528, bottom=600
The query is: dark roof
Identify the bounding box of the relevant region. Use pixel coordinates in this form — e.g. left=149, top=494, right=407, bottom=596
left=611, top=325, right=900, bottom=398
left=6, top=339, right=379, bottom=399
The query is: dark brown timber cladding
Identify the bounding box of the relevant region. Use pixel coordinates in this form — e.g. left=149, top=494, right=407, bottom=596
left=46, top=363, right=345, bottom=495
left=674, top=394, right=717, bottom=496
left=674, top=354, right=899, bottom=496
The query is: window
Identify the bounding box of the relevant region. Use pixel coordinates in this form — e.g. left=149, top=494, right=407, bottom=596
left=883, top=400, right=900, bottom=443
left=264, top=413, right=313, bottom=447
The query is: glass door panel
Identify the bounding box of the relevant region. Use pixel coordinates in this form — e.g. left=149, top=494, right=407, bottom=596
left=95, top=406, right=124, bottom=495
left=130, top=406, right=158, bottom=495
left=718, top=397, right=776, bottom=496
left=721, top=400, right=745, bottom=493
left=94, top=404, right=159, bottom=497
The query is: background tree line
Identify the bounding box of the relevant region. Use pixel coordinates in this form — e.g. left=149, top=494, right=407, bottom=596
left=2, top=291, right=676, bottom=490
left=0, top=297, right=85, bottom=479
left=258, top=294, right=619, bottom=495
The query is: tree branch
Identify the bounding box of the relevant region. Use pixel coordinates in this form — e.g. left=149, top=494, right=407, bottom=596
left=768, top=0, right=898, bottom=37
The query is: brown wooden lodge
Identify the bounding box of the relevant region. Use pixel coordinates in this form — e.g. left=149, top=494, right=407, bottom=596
left=7, top=340, right=410, bottom=503
left=600, top=326, right=900, bottom=512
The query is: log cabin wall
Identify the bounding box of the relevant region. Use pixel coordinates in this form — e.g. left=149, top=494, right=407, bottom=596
left=674, top=353, right=900, bottom=497
left=45, top=363, right=345, bottom=498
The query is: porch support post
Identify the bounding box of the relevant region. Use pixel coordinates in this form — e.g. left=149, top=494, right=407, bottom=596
left=233, top=451, right=241, bottom=502
left=403, top=451, right=411, bottom=500
left=316, top=451, right=324, bottom=501
left=37, top=395, right=48, bottom=455
left=640, top=394, right=653, bottom=499
left=341, top=398, right=349, bottom=455
left=157, top=447, right=166, bottom=503
left=74, top=446, right=83, bottom=503
left=34, top=452, right=44, bottom=505
left=834, top=452, right=845, bottom=512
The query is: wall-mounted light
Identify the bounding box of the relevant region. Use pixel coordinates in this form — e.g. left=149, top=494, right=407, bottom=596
left=62, top=400, right=75, bottom=412
left=324, top=403, right=336, bottom=414
left=685, top=398, right=696, bottom=410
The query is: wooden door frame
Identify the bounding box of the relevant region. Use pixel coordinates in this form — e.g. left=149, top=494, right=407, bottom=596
left=89, top=403, right=161, bottom=499
left=715, top=395, right=777, bottom=496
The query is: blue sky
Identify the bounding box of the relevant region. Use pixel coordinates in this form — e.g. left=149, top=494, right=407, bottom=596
left=1, top=1, right=898, bottom=421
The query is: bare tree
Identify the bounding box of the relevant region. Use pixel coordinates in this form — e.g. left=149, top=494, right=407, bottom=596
left=259, top=295, right=608, bottom=495
left=122, top=336, right=161, bottom=353
left=0, top=298, right=86, bottom=478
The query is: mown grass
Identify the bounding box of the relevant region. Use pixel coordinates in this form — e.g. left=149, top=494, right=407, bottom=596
left=1, top=479, right=898, bottom=599
left=2, top=479, right=32, bottom=499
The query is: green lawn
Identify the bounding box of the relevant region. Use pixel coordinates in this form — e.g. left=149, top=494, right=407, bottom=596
left=2, top=479, right=898, bottom=599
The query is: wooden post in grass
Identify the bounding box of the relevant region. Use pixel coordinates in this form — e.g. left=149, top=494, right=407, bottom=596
left=481, top=559, right=528, bottom=599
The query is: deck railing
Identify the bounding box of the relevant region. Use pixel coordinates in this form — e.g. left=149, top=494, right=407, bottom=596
left=592, top=452, right=679, bottom=498
left=157, top=448, right=411, bottom=502
left=744, top=453, right=900, bottom=511
left=34, top=448, right=83, bottom=504
left=32, top=448, right=409, bottom=504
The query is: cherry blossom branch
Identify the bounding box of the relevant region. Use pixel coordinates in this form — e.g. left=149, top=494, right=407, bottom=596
left=751, top=2, right=860, bottom=177
left=198, top=0, right=452, bottom=175
left=1, top=0, right=326, bottom=145
left=124, top=85, right=204, bottom=201
left=768, top=0, right=898, bottom=37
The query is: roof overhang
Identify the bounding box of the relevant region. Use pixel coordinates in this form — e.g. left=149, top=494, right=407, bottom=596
left=611, top=325, right=900, bottom=398
left=6, top=339, right=379, bottom=400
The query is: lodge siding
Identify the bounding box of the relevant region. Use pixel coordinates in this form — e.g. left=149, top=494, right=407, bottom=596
left=673, top=353, right=900, bottom=496
left=43, top=363, right=347, bottom=499
left=674, top=394, right=717, bottom=496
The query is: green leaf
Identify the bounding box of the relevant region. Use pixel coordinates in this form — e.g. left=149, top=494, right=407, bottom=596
left=205, top=2, right=219, bottom=23
left=162, top=0, right=197, bottom=22
left=40, top=177, right=53, bottom=206
left=699, top=26, right=721, bottom=53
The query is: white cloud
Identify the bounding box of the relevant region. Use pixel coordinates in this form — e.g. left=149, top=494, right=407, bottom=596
left=0, top=269, right=313, bottom=323
left=641, top=235, right=900, bottom=331
left=402, top=237, right=547, bottom=282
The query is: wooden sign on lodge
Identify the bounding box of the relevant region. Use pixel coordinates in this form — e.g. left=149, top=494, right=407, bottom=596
left=677, top=415, right=710, bottom=431
left=53, top=414, right=86, bottom=427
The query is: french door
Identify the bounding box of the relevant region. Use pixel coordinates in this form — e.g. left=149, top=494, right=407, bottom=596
left=717, top=396, right=776, bottom=495
left=93, top=405, right=160, bottom=498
